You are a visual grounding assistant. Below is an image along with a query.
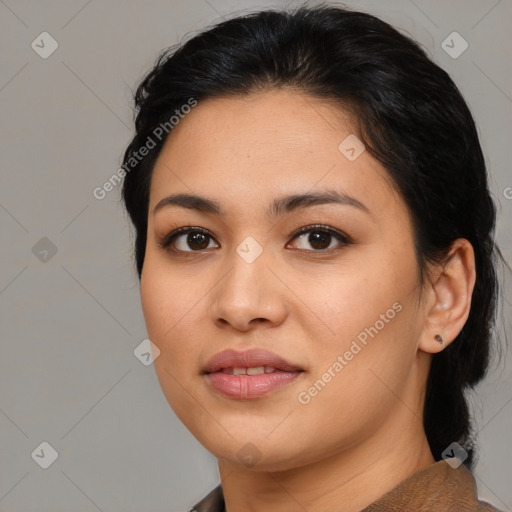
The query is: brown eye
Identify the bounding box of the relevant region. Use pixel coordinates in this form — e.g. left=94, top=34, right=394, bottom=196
left=183, top=232, right=210, bottom=250
left=288, top=225, right=352, bottom=252
left=305, top=231, right=331, bottom=250
left=158, top=227, right=218, bottom=253
left=158, top=224, right=352, bottom=255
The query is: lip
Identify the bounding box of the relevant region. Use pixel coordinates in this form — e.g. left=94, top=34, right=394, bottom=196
left=203, top=348, right=304, bottom=400
left=203, top=348, right=302, bottom=374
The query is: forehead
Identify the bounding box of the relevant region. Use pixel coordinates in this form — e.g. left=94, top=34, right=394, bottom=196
left=148, top=90, right=399, bottom=219
left=158, top=89, right=353, bottom=157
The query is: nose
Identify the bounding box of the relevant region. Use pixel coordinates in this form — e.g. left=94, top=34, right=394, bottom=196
left=209, top=247, right=289, bottom=332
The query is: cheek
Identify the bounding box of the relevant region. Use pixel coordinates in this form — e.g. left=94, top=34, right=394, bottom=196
left=140, top=268, right=185, bottom=371
left=293, top=250, right=421, bottom=417
left=297, top=248, right=416, bottom=353
left=141, top=257, right=194, bottom=341
left=140, top=263, right=211, bottom=380
left=140, top=276, right=174, bottom=333
left=140, top=270, right=201, bottom=415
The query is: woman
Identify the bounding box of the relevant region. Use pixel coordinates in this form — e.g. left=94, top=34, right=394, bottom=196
left=120, top=4, right=506, bottom=511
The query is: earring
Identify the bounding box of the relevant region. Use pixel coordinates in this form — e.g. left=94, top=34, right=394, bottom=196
left=434, top=334, right=444, bottom=346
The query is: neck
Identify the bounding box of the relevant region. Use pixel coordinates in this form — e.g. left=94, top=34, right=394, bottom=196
left=219, top=415, right=435, bottom=512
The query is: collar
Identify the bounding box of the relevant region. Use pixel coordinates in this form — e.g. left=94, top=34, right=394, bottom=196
left=191, top=459, right=502, bottom=512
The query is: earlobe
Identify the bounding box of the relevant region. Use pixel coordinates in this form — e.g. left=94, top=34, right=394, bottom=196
left=418, top=239, right=476, bottom=354
left=434, top=334, right=444, bottom=347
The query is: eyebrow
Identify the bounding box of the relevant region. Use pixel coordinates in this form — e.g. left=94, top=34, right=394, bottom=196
left=153, top=189, right=370, bottom=218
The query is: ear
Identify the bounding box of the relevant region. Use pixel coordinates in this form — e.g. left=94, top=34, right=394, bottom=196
left=418, top=239, right=476, bottom=354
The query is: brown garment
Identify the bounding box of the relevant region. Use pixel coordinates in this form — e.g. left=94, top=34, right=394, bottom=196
left=190, top=459, right=503, bottom=512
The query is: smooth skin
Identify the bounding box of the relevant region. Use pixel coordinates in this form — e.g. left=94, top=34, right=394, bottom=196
left=140, top=89, right=476, bottom=512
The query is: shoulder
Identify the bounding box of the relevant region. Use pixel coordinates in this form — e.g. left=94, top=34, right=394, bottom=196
left=477, top=499, right=504, bottom=512
left=188, top=461, right=505, bottom=512
left=361, top=459, right=505, bottom=512
left=189, top=484, right=224, bottom=512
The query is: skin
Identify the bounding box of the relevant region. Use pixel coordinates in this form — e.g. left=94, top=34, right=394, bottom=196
left=140, top=89, right=476, bottom=512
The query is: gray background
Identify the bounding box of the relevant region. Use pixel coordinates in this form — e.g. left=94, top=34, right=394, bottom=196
left=0, top=0, right=511, bottom=511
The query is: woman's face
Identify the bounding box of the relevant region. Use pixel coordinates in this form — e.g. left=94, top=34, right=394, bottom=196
left=141, top=89, right=432, bottom=471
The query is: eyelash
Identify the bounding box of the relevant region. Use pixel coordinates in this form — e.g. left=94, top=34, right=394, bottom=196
left=157, top=224, right=353, bottom=256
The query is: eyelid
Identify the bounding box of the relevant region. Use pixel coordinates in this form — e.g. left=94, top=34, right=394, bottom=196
left=157, top=226, right=217, bottom=252
left=288, top=224, right=353, bottom=247
left=157, top=224, right=352, bottom=254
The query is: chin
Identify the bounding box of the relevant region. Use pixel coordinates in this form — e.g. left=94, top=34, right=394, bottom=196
left=191, top=429, right=316, bottom=473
